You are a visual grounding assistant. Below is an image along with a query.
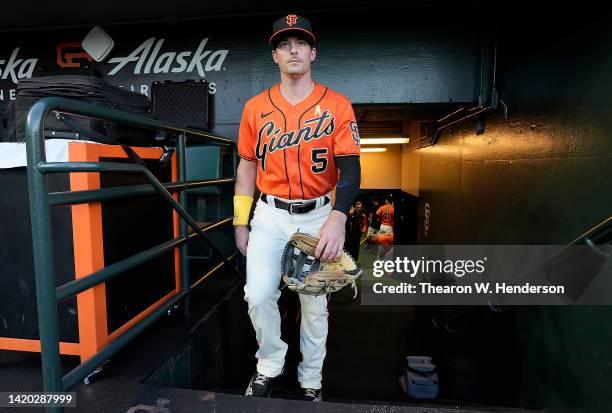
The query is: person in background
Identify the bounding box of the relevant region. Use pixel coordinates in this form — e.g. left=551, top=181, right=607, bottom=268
left=367, top=230, right=394, bottom=275
left=376, top=195, right=394, bottom=234
left=345, top=201, right=368, bottom=260
left=365, top=197, right=381, bottom=251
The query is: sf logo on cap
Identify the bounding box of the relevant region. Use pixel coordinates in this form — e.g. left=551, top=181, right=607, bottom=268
left=286, top=14, right=298, bottom=26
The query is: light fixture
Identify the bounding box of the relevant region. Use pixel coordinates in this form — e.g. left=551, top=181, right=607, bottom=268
left=82, top=26, right=115, bottom=62
left=360, top=147, right=387, bottom=153
left=360, top=138, right=410, bottom=145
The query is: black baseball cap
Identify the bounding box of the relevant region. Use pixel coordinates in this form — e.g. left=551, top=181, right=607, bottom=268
left=269, top=14, right=316, bottom=47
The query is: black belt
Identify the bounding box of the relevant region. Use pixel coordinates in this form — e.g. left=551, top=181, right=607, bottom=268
left=260, top=193, right=330, bottom=215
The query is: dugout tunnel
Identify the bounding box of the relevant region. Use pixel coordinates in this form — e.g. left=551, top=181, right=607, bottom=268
left=0, top=1, right=611, bottom=412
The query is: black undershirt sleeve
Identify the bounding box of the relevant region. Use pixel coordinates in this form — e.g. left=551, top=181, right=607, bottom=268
left=333, top=155, right=361, bottom=215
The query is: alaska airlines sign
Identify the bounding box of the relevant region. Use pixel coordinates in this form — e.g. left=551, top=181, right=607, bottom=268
left=107, top=38, right=228, bottom=77
left=0, top=37, right=228, bottom=85
left=0, top=48, right=38, bottom=83
left=0, top=37, right=228, bottom=100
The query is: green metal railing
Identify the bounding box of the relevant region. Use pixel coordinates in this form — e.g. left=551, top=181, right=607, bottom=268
left=25, top=97, right=242, bottom=412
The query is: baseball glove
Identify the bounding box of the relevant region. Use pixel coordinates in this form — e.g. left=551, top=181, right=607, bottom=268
left=281, top=232, right=363, bottom=297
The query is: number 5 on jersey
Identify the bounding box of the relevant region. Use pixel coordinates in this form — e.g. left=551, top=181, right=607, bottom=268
left=311, top=148, right=328, bottom=173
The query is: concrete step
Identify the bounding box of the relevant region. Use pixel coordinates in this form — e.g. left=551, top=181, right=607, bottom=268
left=205, top=386, right=544, bottom=413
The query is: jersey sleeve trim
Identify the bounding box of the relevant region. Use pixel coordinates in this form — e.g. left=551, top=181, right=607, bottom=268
left=238, top=152, right=258, bottom=161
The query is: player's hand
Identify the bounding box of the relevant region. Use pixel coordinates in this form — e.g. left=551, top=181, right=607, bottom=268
left=316, top=210, right=347, bottom=261
left=234, top=225, right=250, bottom=256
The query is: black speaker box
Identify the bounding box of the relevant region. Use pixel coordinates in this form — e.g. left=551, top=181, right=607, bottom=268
left=152, top=80, right=210, bottom=130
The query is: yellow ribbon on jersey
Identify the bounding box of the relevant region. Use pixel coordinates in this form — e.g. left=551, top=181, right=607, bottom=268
left=233, top=195, right=254, bottom=225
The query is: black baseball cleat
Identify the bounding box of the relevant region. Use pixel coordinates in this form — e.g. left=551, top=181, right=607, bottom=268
left=245, top=371, right=277, bottom=397
left=302, top=387, right=323, bottom=402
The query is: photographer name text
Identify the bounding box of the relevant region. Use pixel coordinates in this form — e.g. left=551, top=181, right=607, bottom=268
left=372, top=282, right=565, bottom=295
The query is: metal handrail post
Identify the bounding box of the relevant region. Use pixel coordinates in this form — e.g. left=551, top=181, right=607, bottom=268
left=25, top=99, right=64, bottom=412
left=177, top=134, right=191, bottom=316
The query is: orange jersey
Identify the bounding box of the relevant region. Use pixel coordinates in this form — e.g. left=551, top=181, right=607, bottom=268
left=376, top=204, right=394, bottom=226
left=238, top=83, right=360, bottom=200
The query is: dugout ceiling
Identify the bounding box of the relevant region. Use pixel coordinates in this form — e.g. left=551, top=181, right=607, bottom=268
left=0, top=5, right=489, bottom=138
left=0, top=1, right=605, bottom=138
left=0, top=1, right=486, bottom=31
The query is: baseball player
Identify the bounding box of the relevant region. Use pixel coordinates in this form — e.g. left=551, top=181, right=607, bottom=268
left=376, top=195, right=394, bottom=234
left=367, top=228, right=395, bottom=266
left=233, top=14, right=361, bottom=402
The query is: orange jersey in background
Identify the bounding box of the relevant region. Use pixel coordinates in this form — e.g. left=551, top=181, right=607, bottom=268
left=376, top=204, right=394, bottom=227
left=238, top=83, right=360, bottom=200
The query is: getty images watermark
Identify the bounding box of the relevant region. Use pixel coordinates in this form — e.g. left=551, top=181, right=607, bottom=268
left=360, top=245, right=612, bottom=305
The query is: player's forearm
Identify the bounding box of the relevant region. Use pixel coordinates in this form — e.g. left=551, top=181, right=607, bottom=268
left=235, top=159, right=257, bottom=196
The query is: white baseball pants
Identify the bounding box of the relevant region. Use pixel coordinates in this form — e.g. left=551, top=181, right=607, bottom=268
left=244, top=196, right=331, bottom=390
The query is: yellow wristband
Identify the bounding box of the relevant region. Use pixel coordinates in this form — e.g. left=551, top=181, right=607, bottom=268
left=233, top=195, right=254, bottom=225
